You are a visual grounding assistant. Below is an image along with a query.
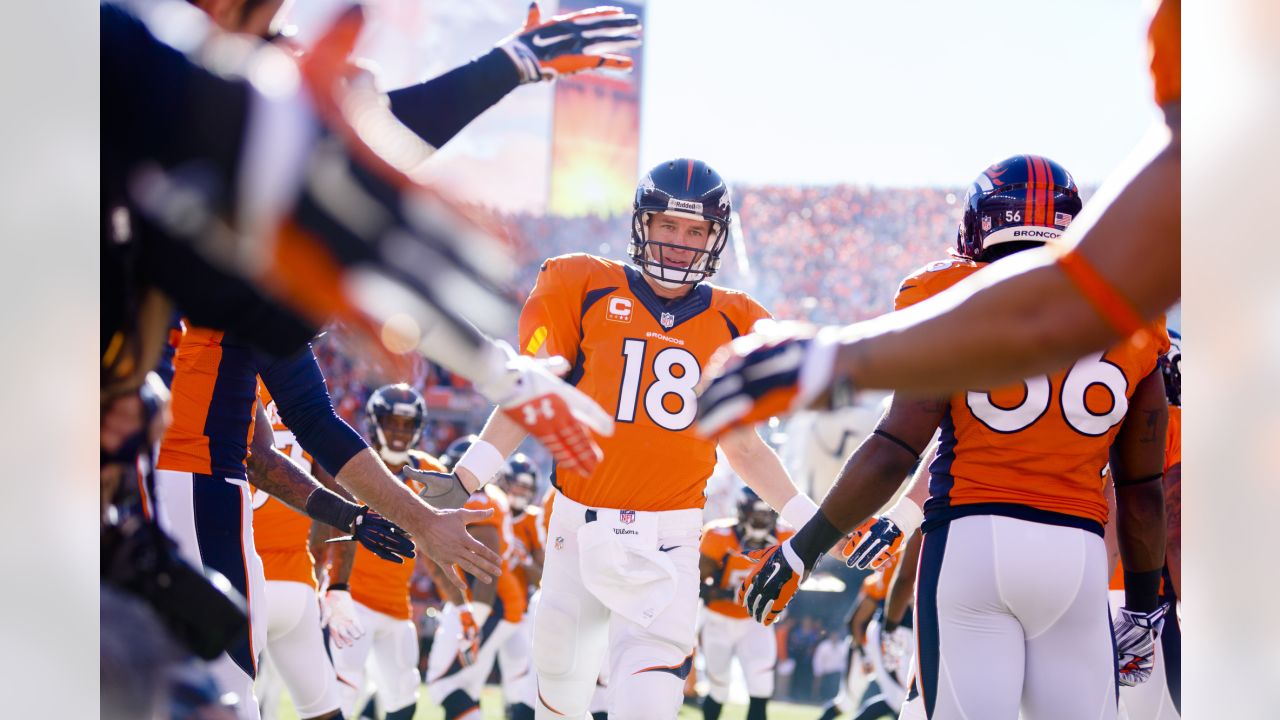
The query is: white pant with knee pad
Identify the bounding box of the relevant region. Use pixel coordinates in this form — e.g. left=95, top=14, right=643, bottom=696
left=1108, top=590, right=1180, bottom=720
left=256, top=580, right=340, bottom=718
left=699, top=609, right=777, bottom=703
left=498, top=604, right=538, bottom=708
left=155, top=470, right=267, bottom=720
left=330, top=601, right=421, bottom=717
left=533, top=493, right=702, bottom=719
left=913, top=514, right=1116, bottom=720
left=426, top=601, right=518, bottom=708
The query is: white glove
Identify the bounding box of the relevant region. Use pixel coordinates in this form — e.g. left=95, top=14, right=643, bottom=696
left=1113, top=603, right=1169, bottom=686
left=322, top=588, right=365, bottom=649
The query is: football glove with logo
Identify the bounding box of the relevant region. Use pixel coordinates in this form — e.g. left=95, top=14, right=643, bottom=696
left=499, top=3, right=642, bottom=84
left=697, top=321, right=845, bottom=439
left=321, top=587, right=365, bottom=649
left=1113, top=602, right=1169, bottom=686
left=839, top=499, right=924, bottom=570
left=474, top=342, right=614, bottom=477
left=457, top=602, right=490, bottom=667
left=736, top=540, right=808, bottom=626
left=307, top=491, right=416, bottom=563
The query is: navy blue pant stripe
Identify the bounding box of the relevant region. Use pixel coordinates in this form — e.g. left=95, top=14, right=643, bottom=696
left=1161, top=603, right=1181, bottom=712
left=193, top=474, right=255, bottom=677
left=915, top=523, right=948, bottom=718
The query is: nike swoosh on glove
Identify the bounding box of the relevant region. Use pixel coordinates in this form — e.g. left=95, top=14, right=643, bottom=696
left=697, top=321, right=844, bottom=439
left=411, top=469, right=472, bottom=510
left=1113, top=602, right=1169, bottom=686
left=499, top=2, right=642, bottom=84
left=325, top=506, right=416, bottom=564
left=736, top=540, right=807, bottom=626
left=841, top=516, right=904, bottom=570
left=475, top=342, right=614, bottom=476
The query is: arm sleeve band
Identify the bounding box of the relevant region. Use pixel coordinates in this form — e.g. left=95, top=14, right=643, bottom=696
left=1055, top=249, right=1146, bottom=338
left=257, top=343, right=369, bottom=476
left=386, top=48, right=520, bottom=149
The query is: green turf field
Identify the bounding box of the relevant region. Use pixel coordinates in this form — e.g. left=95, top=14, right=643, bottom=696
left=270, top=685, right=821, bottom=719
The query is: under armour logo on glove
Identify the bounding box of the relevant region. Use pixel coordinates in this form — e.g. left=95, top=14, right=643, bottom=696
left=736, top=540, right=807, bottom=626
left=1113, top=603, right=1169, bottom=686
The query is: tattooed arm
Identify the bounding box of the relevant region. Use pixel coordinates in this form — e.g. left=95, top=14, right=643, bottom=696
left=1163, top=462, right=1181, bottom=598
left=1109, top=369, right=1169, bottom=611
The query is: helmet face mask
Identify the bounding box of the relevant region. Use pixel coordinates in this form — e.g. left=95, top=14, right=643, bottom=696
left=957, top=155, right=1082, bottom=261
left=365, top=384, right=426, bottom=466
left=498, top=453, right=539, bottom=516
left=737, top=489, right=777, bottom=547
left=630, top=159, right=732, bottom=287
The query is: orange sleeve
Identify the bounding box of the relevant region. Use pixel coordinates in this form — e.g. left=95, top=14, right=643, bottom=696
left=1149, top=0, right=1180, bottom=106
left=518, top=255, right=586, bottom=360
left=464, top=493, right=502, bottom=532
left=700, top=530, right=729, bottom=560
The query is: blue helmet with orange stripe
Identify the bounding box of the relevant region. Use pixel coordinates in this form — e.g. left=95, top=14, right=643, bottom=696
left=957, top=155, right=1082, bottom=261
left=630, top=158, right=732, bottom=287
left=1162, top=329, right=1181, bottom=406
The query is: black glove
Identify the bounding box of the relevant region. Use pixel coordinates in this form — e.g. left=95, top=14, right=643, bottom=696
left=306, top=490, right=416, bottom=563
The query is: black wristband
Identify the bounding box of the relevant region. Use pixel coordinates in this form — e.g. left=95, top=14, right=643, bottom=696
left=305, top=488, right=361, bottom=532
left=1114, top=472, right=1164, bottom=488
left=873, top=429, right=921, bottom=459
left=790, top=509, right=845, bottom=569
left=1123, top=569, right=1162, bottom=612
left=327, top=582, right=350, bottom=592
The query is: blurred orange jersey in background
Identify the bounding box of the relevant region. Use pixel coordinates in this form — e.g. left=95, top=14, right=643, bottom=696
left=510, top=505, right=545, bottom=592
left=700, top=518, right=795, bottom=620
left=897, top=259, right=1169, bottom=531
left=519, top=254, right=770, bottom=511
left=463, top=484, right=527, bottom=622
left=346, top=450, right=439, bottom=620
left=251, top=381, right=318, bottom=588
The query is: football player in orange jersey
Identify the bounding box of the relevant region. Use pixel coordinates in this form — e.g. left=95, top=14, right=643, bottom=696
left=697, top=0, right=1180, bottom=435
left=734, top=156, right=1171, bottom=720
left=326, top=385, right=443, bottom=720
left=418, top=159, right=821, bottom=719
left=697, top=489, right=793, bottom=720
left=251, top=382, right=360, bottom=720
left=425, top=450, right=534, bottom=720
left=1103, top=329, right=1182, bottom=720
left=495, top=455, right=545, bottom=714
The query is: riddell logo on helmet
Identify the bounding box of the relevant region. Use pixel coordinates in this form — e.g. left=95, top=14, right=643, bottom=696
left=1012, top=229, right=1062, bottom=239
left=667, top=198, right=702, bottom=214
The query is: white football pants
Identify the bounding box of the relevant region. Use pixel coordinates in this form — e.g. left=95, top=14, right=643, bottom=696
left=330, top=601, right=420, bottom=716
left=254, top=580, right=340, bottom=719
left=425, top=601, right=518, bottom=711
left=699, top=610, right=777, bottom=703
left=1108, top=590, right=1180, bottom=719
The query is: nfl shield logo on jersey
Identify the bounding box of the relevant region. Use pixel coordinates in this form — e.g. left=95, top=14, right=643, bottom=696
left=660, top=312, right=675, bottom=329
left=620, top=510, right=636, bottom=525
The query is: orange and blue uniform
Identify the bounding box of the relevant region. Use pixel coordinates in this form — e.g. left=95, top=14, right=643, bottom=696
left=897, top=259, right=1169, bottom=535
left=699, top=519, right=795, bottom=620
left=251, top=381, right=319, bottom=589
left=510, top=506, right=546, bottom=593
left=519, top=254, right=771, bottom=511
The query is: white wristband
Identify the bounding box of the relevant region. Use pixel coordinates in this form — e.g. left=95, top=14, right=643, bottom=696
left=455, top=439, right=506, bottom=490
left=883, top=496, right=925, bottom=538
left=780, top=493, right=820, bottom=530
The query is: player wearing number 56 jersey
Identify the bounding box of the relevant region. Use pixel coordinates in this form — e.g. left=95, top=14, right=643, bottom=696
left=736, top=156, right=1171, bottom=720
left=433, top=159, right=820, bottom=719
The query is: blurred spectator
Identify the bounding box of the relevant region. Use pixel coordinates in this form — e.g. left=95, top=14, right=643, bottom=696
left=812, top=630, right=848, bottom=701
left=789, top=617, right=822, bottom=701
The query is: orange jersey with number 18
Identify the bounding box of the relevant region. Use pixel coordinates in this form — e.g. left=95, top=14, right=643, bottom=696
left=519, top=254, right=771, bottom=511
left=896, top=259, right=1169, bottom=532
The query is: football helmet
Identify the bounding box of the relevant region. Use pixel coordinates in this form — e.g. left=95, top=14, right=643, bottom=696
left=737, top=487, right=778, bottom=547
left=1162, top=329, right=1181, bottom=407
left=629, top=158, right=732, bottom=287
left=439, top=434, right=479, bottom=471
left=365, top=384, right=426, bottom=466
left=957, top=155, right=1082, bottom=261
left=499, top=453, right=540, bottom=516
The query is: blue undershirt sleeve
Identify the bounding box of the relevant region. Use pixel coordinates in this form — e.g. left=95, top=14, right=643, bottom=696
left=386, top=48, right=521, bottom=148
left=256, top=343, right=369, bottom=477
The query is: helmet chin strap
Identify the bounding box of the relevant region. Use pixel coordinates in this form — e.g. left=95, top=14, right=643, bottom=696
left=378, top=445, right=409, bottom=466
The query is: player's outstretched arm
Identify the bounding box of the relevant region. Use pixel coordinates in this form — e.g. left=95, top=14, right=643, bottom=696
left=884, top=530, right=921, bottom=631
left=1109, top=368, right=1170, bottom=686
left=719, top=426, right=819, bottom=530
